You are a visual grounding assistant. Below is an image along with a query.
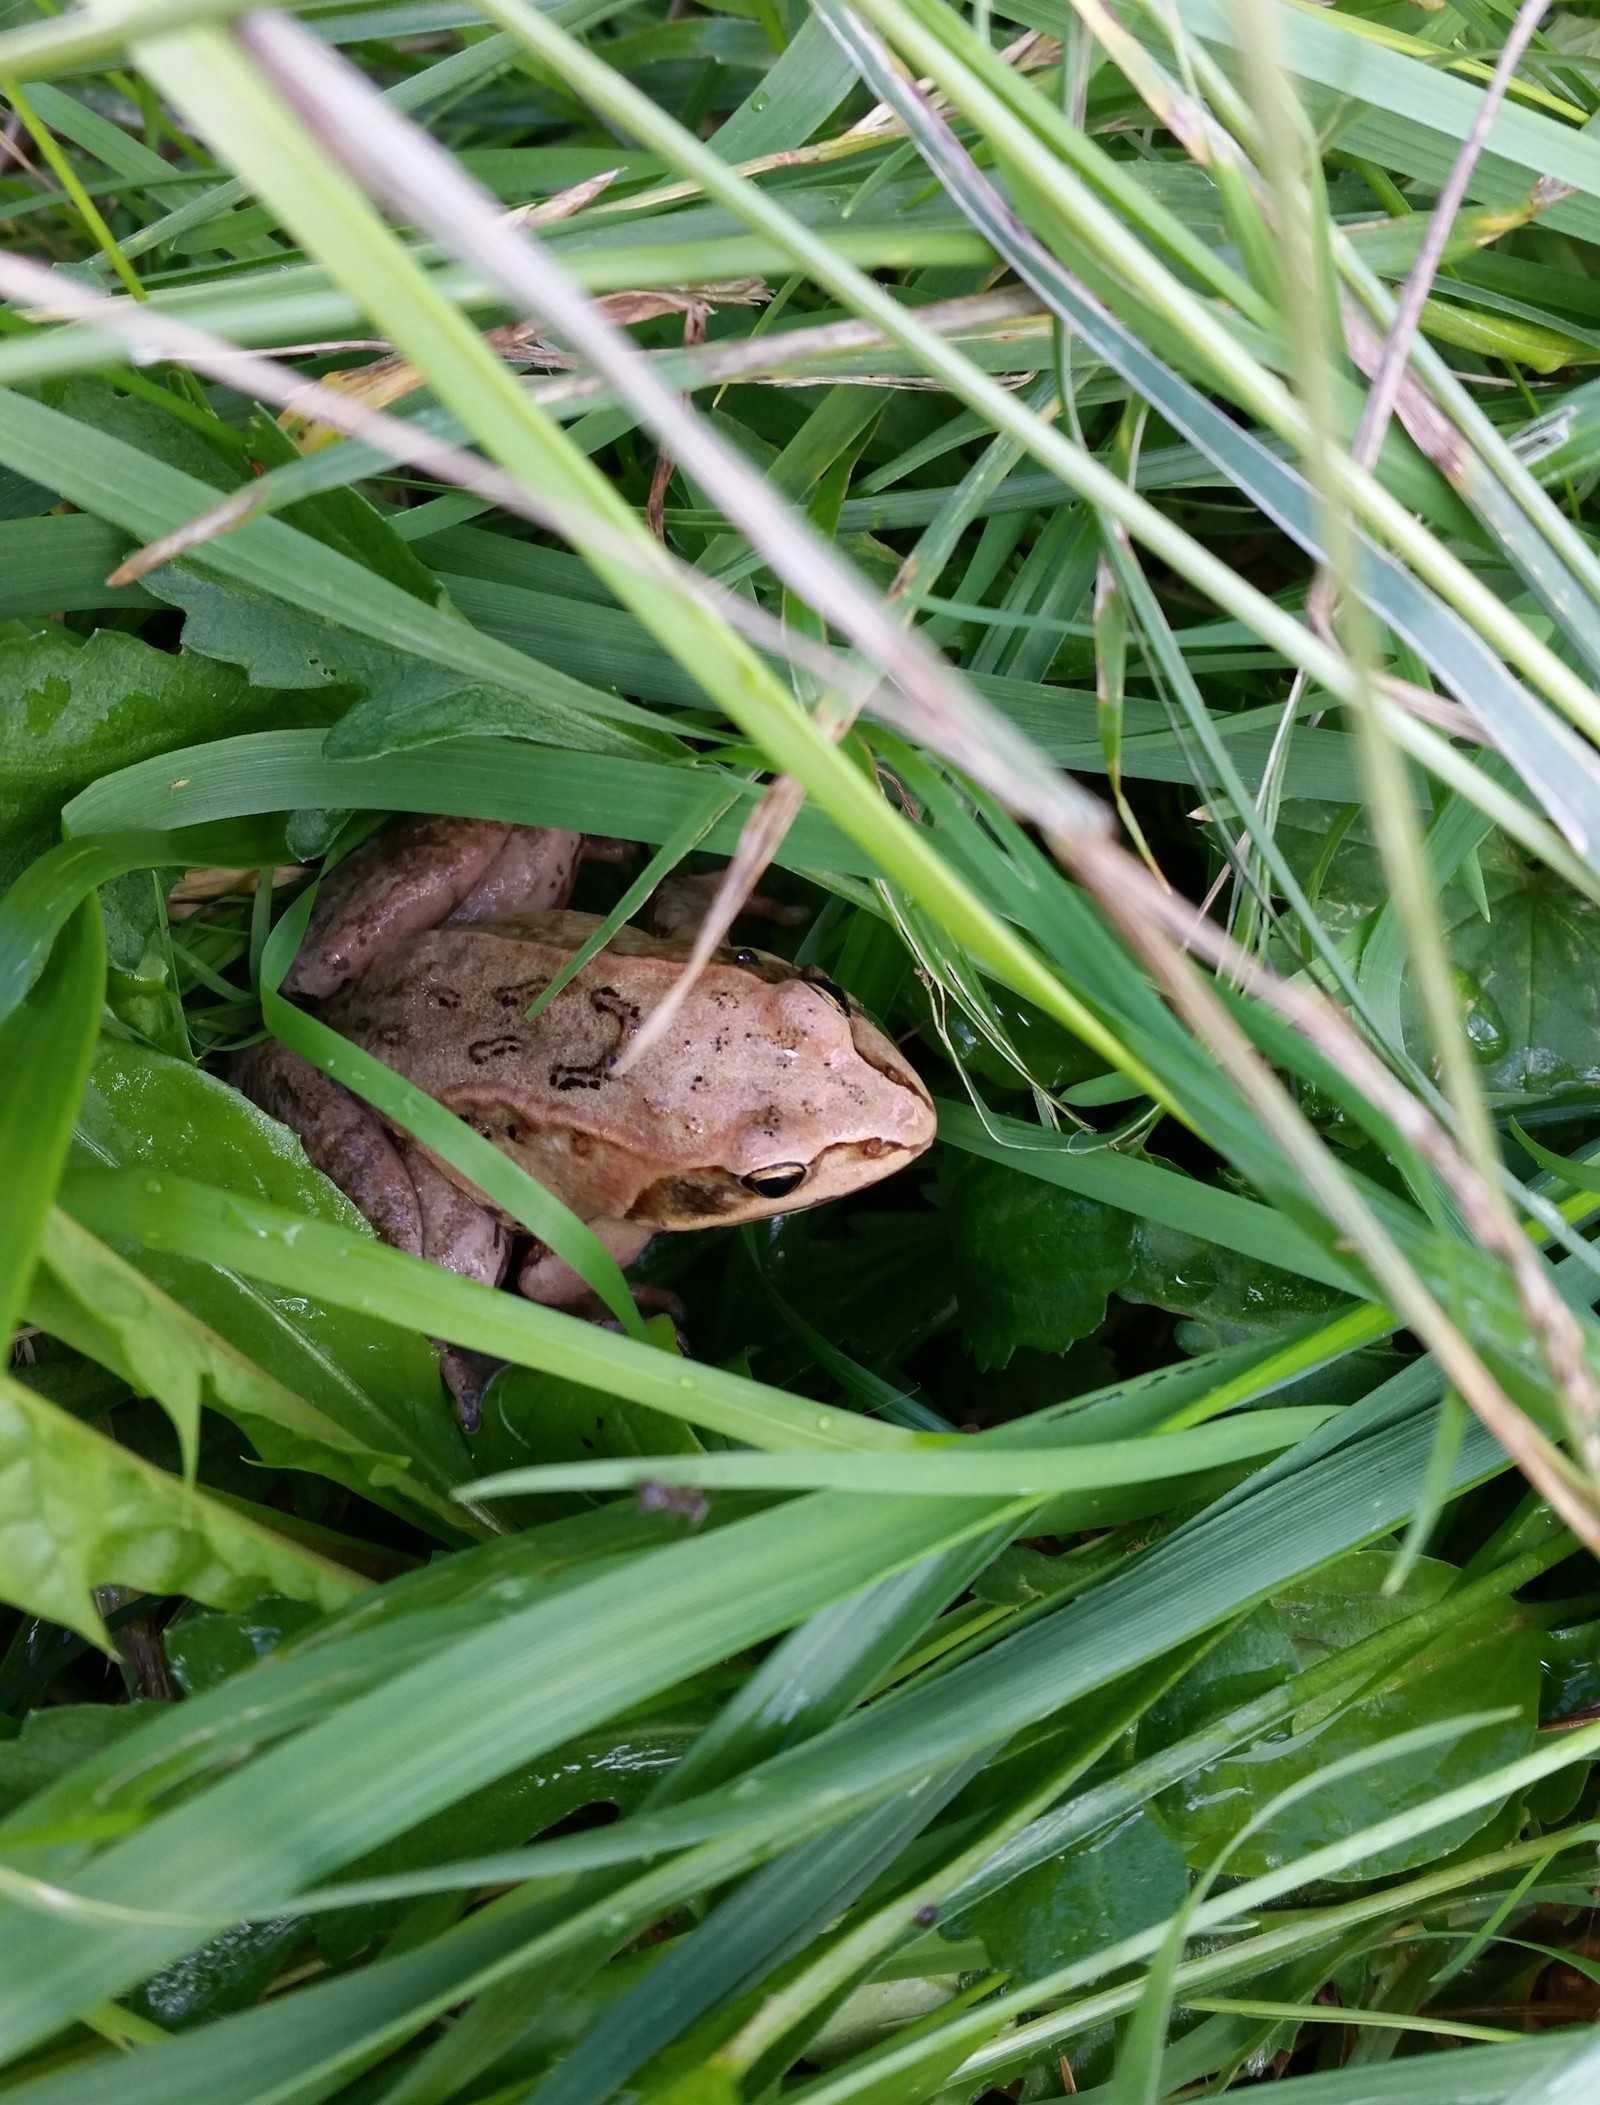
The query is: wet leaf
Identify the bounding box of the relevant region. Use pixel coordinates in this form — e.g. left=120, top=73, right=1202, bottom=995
left=98, top=867, right=189, bottom=1061
left=1123, top=1218, right=1349, bottom=1351
left=1281, top=812, right=1600, bottom=1096
left=0, top=621, right=324, bottom=885
left=132, top=1918, right=310, bottom=2033
left=69, top=1037, right=473, bottom=1517
left=1147, top=1550, right=1541, bottom=1879
left=164, top=1596, right=324, bottom=1697
left=940, top=1150, right=1135, bottom=1369
left=465, top=1365, right=704, bottom=1524
left=954, top=1809, right=1189, bottom=1981
left=1443, top=841, right=1600, bottom=1093
left=0, top=1369, right=364, bottom=1645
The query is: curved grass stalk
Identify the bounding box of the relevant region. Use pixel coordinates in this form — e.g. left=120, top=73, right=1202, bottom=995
left=473, top=0, right=1600, bottom=877
left=861, top=0, right=1600, bottom=762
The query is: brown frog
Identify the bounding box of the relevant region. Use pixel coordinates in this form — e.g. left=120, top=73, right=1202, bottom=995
left=237, top=816, right=936, bottom=1419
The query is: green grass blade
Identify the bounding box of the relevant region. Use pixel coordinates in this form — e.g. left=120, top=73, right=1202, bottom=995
left=0, top=899, right=102, bottom=1341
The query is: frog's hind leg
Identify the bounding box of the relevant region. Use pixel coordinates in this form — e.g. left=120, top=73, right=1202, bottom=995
left=641, top=868, right=809, bottom=941
left=393, top=1140, right=516, bottom=1433
left=235, top=1041, right=426, bottom=1256
left=286, top=816, right=517, bottom=1000
left=287, top=815, right=592, bottom=998
left=235, top=1043, right=512, bottom=1431
left=394, top=1141, right=513, bottom=1286
left=447, top=825, right=585, bottom=926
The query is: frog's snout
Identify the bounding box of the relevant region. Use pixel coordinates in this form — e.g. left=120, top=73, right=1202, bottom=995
left=845, top=1013, right=937, bottom=1152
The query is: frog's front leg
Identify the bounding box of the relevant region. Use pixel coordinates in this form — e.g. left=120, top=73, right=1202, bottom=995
left=515, top=1220, right=655, bottom=1309
left=516, top=1227, right=686, bottom=1358
left=287, top=816, right=587, bottom=999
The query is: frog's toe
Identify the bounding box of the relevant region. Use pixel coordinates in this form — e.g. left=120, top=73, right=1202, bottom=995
left=438, top=1344, right=503, bottom=1434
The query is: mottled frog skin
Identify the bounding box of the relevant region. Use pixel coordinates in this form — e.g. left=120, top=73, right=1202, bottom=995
left=237, top=816, right=935, bottom=1412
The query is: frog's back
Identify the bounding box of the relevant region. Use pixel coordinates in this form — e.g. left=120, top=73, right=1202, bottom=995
left=320, top=911, right=935, bottom=1228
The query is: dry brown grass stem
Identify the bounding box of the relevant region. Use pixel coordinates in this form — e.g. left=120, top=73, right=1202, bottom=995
left=611, top=777, right=810, bottom=1074
left=1349, top=0, right=1552, bottom=477
left=0, top=253, right=888, bottom=731
left=237, top=6, right=1108, bottom=854
left=1067, top=830, right=1600, bottom=1541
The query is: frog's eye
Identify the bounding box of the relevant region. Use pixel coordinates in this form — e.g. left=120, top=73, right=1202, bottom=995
left=741, top=1163, right=808, bottom=1200
left=801, top=969, right=854, bottom=1014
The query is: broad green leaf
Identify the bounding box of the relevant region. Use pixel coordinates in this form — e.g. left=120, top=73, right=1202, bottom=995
left=1124, top=1220, right=1350, bottom=1351
left=163, top=1596, right=323, bottom=1697
left=1148, top=1551, right=1541, bottom=1879
left=466, top=1365, right=702, bottom=1522
left=0, top=627, right=305, bottom=884
left=938, top=1147, right=1135, bottom=1369
left=954, top=1808, right=1188, bottom=1982
left=0, top=1369, right=364, bottom=1646
left=26, top=1208, right=460, bottom=1527
left=131, top=1915, right=310, bottom=2034
left=1289, top=815, right=1600, bottom=1095
left=70, top=1037, right=474, bottom=1514
left=1444, top=848, right=1600, bottom=1094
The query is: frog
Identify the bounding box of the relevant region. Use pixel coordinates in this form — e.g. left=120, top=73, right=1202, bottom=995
left=236, top=814, right=936, bottom=1423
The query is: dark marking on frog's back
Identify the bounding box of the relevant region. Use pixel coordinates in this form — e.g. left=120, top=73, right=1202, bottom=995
left=469, top=1035, right=525, bottom=1064
left=548, top=985, right=641, bottom=1092
left=550, top=1065, right=608, bottom=1092
left=493, top=976, right=548, bottom=1012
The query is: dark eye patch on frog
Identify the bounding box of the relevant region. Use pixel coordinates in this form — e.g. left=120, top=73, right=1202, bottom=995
left=630, top=1150, right=878, bottom=1221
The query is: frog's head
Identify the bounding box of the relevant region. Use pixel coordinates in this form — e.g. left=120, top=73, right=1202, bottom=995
left=625, top=966, right=936, bottom=1229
